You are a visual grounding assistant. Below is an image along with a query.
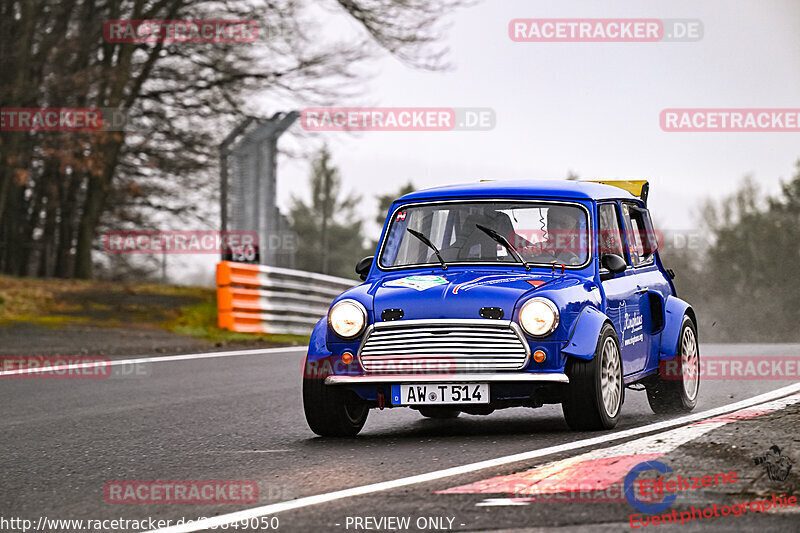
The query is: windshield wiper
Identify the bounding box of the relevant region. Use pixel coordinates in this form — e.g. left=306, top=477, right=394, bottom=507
left=475, top=224, right=531, bottom=271
left=406, top=228, right=448, bottom=270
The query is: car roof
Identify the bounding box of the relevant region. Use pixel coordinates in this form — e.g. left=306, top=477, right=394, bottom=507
left=396, top=179, right=637, bottom=203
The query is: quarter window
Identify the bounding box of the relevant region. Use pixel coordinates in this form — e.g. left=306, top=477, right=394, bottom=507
left=621, top=203, right=657, bottom=266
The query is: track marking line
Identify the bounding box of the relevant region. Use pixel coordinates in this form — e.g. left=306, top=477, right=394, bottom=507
left=441, top=393, right=800, bottom=503
left=147, top=382, right=800, bottom=533
left=476, top=498, right=532, bottom=507
left=0, top=346, right=306, bottom=377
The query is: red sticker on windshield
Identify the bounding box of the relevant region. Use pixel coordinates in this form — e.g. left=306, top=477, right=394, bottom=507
left=397, top=211, right=407, bottom=221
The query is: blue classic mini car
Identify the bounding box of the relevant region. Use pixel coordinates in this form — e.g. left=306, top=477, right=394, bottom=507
left=303, top=180, right=699, bottom=436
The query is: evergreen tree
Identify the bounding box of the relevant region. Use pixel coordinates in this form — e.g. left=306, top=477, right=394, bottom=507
left=289, top=148, right=366, bottom=279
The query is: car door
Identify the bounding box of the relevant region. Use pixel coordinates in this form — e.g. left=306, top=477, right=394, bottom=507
left=618, top=202, right=658, bottom=375
left=598, top=202, right=650, bottom=376
left=621, top=203, right=672, bottom=373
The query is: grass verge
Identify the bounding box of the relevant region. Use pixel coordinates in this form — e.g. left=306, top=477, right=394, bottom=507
left=0, top=275, right=309, bottom=345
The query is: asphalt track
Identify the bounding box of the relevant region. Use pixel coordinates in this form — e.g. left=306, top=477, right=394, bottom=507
left=1, top=344, right=799, bottom=532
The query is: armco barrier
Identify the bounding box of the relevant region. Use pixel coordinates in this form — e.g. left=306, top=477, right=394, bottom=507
left=216, top=261, right=357, bottom=335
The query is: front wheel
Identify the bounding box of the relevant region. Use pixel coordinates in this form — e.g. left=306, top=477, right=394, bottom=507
left=646, top=316, right=699, bottom=414
left=303, top=372, right=368, bottom=437
left=562, top=323, right=624, bottom=430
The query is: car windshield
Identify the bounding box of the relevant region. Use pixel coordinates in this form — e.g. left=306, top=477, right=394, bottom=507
left=380, top=201, right=590, bottom=268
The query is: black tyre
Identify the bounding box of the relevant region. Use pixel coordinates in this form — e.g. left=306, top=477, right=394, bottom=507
left=418, top=407, right=461, bottom=419
left=646, top=316, right=699, bottom=414
left=302, top=368, right=368, bottom=437
left=562, top=323, right=624, bottom=430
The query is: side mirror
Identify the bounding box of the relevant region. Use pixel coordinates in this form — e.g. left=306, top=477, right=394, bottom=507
left=601, top=254, right=627, bottom=275
left=355, top=256, right=373, bottom=281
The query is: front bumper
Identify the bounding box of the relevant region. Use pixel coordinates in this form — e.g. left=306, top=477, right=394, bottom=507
left=325, top=372, right=569, bottom=385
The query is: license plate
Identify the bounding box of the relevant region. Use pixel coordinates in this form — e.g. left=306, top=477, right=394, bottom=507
left=391, top=383, right=489, bottom=405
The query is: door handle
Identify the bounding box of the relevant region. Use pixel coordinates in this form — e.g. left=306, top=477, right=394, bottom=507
left=635, top=286, right=649, bottom=294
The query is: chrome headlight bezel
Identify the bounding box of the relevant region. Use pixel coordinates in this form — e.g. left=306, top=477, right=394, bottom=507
left=518, top=297, right=560, bottom=337
left=328, top=299, right=368, bottom=339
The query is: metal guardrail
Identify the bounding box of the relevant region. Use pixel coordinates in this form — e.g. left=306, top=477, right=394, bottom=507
left=216, top=261, right=357, bottom=336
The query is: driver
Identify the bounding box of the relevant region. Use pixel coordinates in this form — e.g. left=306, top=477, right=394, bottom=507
left=511, top=206, right=583, bottom=266
left=437, top=209, right=516, bottom=261
left=544, top=207, right=583, bottom=265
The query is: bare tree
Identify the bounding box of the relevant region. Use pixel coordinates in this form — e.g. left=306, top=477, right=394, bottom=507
left=0, top=0, right=467, bottom=279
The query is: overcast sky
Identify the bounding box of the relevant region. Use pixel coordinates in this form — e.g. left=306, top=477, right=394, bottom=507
left=182, top=0, right=799, bottom=284
left=268, top=0, right=800, bottom=234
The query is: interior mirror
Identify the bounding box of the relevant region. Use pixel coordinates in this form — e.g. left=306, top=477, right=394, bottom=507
left=355, top=256, right=373, bottom=281
left=601, top=254, right=627, bottom=275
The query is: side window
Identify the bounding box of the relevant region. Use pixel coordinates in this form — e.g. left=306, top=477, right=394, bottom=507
left=598, top=203, right=626, bottom=261
left=622, top=203, right=657, bottom=267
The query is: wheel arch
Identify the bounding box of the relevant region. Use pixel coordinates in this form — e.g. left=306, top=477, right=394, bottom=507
left=659, top=296, right=696, bottom=361
left=304, top=318, right=333, bottom=380
left=562, top=305, right=615, bottom=361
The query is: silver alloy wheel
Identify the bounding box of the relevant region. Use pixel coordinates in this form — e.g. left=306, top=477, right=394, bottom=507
left=681, top=326, right=700, bottom=401
left=600, top=337, right=622, bottom=417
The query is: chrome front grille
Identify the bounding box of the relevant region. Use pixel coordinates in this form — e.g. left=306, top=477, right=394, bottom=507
left=358, top=319, right=530, bottom=374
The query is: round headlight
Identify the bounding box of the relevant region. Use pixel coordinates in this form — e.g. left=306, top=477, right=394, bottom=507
left=519, top=298, right=559, bottom=337
left=329, top=299, right=367, bottom=339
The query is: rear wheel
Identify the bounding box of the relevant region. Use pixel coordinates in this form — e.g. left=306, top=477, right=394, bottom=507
left=418, top=407, right=461, bottom=419
left=646, top=316, right=699, bottom=414
left=303, top=367, right=368, bottom=437
left=562, top=323, right=623, bottom=430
